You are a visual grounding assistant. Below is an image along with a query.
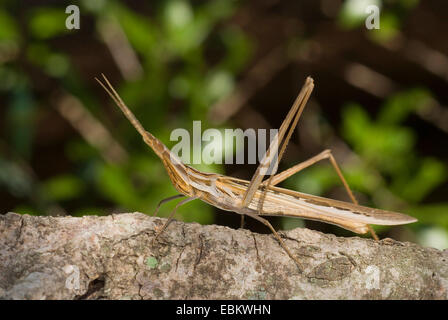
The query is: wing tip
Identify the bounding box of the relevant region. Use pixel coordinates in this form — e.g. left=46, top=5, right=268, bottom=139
left=404, top=216, right=418, bottom=224
left=306, top=76, right=314, bottom=86
left=377, top=214, right=418, bottom=226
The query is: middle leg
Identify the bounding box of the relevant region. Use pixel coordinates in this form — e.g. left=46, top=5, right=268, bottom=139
left=152, top=194, right=185, bottom=217
left=152, top=197, right=197, bottom=243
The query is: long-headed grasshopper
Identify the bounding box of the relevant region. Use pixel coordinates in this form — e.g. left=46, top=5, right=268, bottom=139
left=96, top=75, right=417, bottom=271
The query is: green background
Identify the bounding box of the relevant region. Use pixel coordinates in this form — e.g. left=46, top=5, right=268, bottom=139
left=1, top=0, right=447, bottom=249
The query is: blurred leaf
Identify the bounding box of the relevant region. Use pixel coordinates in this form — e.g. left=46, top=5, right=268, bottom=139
left=206, top=69, right=234, bottom=103
left=341, top=103, right=371, bottom=142
left=162, top=0, right=206, bottom=54
left=132, top=155, right=170, bottom=186
left=110, top=5, right=157, bottom=56
left=164, top=0, right=193, bottom=29
left=81, top=0, right=106, bottom=13
left=177, top=199, right=214, bottom=225
left=378, top=88, right=432, bottom=124
left=220, top=26, right=253, bottom=73
left=338, top=0, right=382, bottom=29
left=161, top=0, right=235, bottom=56
left=26, top=42, right=51, bottom=65
left=0, top=9, right=20, bottom=41
left=342, top=103, right=415, bottom=173
left=42, top=174, right=85, bottom=202
left=97, top=164, right=140, bottom=208
left=344, top=162, right=382, bottom=193
left=285, top=165, right=338, bottom=196
left=13, top=205, right=39, bottom=216
left=368, top=12, right=400, bottom=43
left=397, top=158, right=446, bottom=203
left=169, top=75, right=191, bottom=98
left=26, top=43, right=70, bottom=77
left=409, top=204, right=448, bottom=229
left=200, top=0, right=235, bottom=22
left=28, top=8, right=71, bottom=39
left=281, top=217, right=305, bottom=231
left=45, top=53, right=70, bottom=77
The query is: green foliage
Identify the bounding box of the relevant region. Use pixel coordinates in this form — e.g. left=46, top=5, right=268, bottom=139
left=397, top=158, right=446, bottom=203
left=338, top=0, right=419, bottom=43
left=26, top=43, right=70, bottom=78
left=340, top=90, right=447, bottom=212
left=410, top=205, right=448, bottom=230
left=1, top=1, right=251, bottom=224
left=343, top=103, right=415, bottom=173
left=0, top=9, right=20, bottom=42
left=42, top=175, right=85, bottom=202
left=28, top=7, right=72, bottom=39
left=339, top=0, right=382, bottom=29
left=367, top=12, right=400, bottom=43
left=97, top=164, right=141, bottom=209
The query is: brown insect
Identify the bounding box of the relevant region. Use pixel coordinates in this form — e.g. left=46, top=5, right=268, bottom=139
left=96, top=74, right=417, bottom=271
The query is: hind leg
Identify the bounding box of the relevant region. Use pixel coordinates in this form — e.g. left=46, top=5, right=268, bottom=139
left=263, top=149, right=379, bottom=240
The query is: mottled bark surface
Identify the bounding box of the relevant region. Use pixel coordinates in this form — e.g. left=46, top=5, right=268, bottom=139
left=0, top=212, right=447, bottom=299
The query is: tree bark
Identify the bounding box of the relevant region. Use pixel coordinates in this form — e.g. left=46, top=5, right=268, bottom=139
left=0, top=212, right=447, bottom=299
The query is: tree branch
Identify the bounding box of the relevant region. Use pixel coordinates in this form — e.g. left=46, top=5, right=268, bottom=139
left=0, top=212, right=447, bottom=299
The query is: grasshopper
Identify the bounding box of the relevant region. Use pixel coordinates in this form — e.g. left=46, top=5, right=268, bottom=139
left=96, top=74, right=417, bottom=271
